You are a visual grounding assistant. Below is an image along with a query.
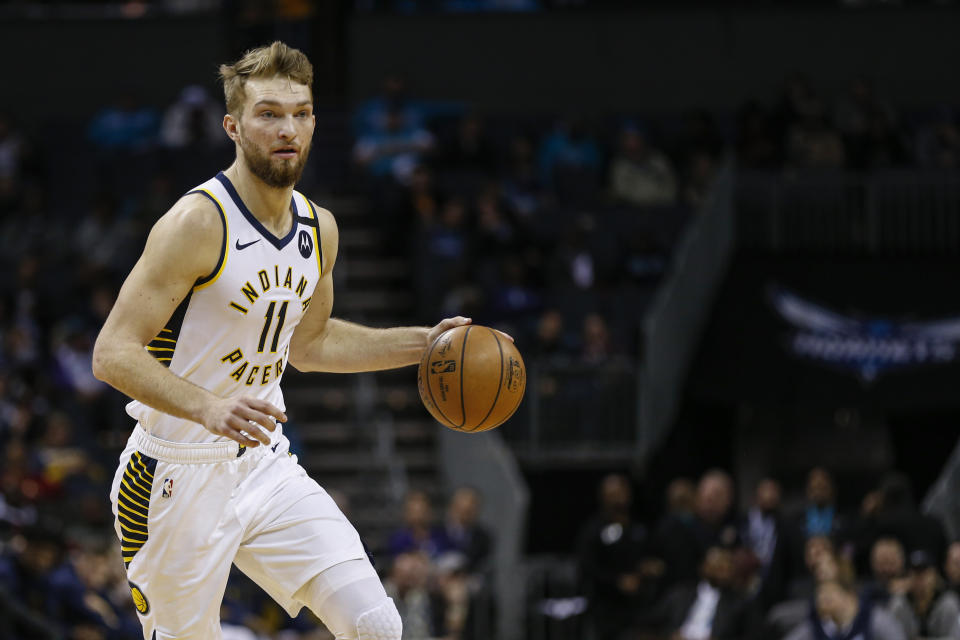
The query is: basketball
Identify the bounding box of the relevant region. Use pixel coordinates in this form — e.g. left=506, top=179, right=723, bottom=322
left=417, top=325, right=526, bottom=433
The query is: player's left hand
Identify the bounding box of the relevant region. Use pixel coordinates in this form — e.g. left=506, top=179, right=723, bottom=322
left=425, top=317, right=515, bottom=348
left=426, top=316, right=472, bottom=347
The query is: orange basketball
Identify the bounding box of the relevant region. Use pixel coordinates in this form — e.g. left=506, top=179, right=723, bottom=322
left=417, top=325, right=526, bottom=433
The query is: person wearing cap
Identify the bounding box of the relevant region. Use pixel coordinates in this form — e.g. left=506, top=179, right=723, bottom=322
left=889, top=550, right=960, bottom=639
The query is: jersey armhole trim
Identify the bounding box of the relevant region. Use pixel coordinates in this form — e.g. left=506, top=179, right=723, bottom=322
left=301, top=194, right=325, bottom=278
left=188, top=189, right=229, bottom=290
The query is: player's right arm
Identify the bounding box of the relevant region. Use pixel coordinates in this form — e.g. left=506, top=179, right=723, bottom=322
left=92, top=194, right=285, bottom=447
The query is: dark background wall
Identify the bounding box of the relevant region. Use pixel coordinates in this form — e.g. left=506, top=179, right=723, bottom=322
left=1, top=18, right=226, bottom=121
left=5, top=7, right=959, bottom=123
left=349, top=7, right=960, bottom=112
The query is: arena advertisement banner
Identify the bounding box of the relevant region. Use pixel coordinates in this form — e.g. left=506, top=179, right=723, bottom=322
left=688, top=256, right=960, bottom=409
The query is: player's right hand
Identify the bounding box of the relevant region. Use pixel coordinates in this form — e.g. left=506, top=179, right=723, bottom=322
left=201, top=396, right=287, bottom=447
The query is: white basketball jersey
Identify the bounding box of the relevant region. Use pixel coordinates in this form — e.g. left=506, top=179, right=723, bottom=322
left=126, top=172, right=325, bottom=443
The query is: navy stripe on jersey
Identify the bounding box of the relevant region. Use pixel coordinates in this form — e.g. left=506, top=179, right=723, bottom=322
left=304, top=198, right=325, bottom=274
left=188, top=189, right=228, bottom=288
left=117, top=452, right=157, bottom=568
left=215, top=172, right=297, bottom=250
left=145, top=292, right=191, bottom=367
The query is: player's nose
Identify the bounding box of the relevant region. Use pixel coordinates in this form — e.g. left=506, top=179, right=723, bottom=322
left=277, top=116, right=297, bottom=139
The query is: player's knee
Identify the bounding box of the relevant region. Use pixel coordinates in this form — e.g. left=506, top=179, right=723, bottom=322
left=355, top=598, right=402, bottom=640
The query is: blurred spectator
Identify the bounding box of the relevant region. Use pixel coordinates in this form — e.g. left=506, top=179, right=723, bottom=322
left=438, top=113, right=497, bottom=175
left=51, top=319, right=107, bottom=400
left=784, top=579, right=906, bottom=640
left=944, top=542, right=960, bottom=596
left=785, top=96, right=846, bottom=170
left=549, top=215, right=598, bottom=290
left=0, top=112, right=23, bottom=185
left=659, top=546, right=756, bottom=640
left=889, top=550, right=960, bottom=640
left=415, top=197, right=471, bottom=319
left=383, top=551, right=446, bottom=640
left=577, top=473, right=650, bottom=640
left=742, top=478, right=792, bottom=610
left=530, top=308, right=575, bottom=361
left=473, top=185, right=519, bottom=275
left=353, top=73, right=425, bottom=138
left=834, top=76, right=905, bottom=169
left=401, top=164, right=443, bottom=227
left=388, top=490, right=453, bottom=559
left=433, top=551, right=471, bottom=640
left=353, top=109, right=435, bottom=186
left=608, top=123, right=677, bottom=206
left=47, top=539, right=141, bottom=639
left=87, top=92, right=159, bottom=152
left=0, top=526, right=67, bottom=638
left=580, top=313, right=613, bottom=365
left=75, top=192, right=141, bottom=275
left=852, top=109, right=908, bottom=169
left=773, top=72, right=820, bottom=140
left=443, top=486, right=492, bottom=575
left=160, top=85, right=226, bottom=149
left=487, top=256, right=541, bottom=323
left=834, top=77, right=897, bottom=145
left=695, top=469, right=739, bottom=550
left=652, top=478, right=701, bottom=589
left=795, top=468, right=844, bottom=541
left=538, top=118, right=602, bottom=187
left=681, top=150, right=718, bottom=208
left=916, top=108, right=960, bottom=169
left=736, top=101, right=781, bottom=169
left=499, top=135, right=544, bottom=220
left=872, top=472, right=948, bottom=567
left=865, top=537, right=909, bottom=607
left=742, top=478, right=782, bottom=572
left=766, top=536, right=846, bottom=638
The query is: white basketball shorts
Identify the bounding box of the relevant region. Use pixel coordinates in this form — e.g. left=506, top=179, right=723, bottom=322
left=109, top=425, right=368, bottom=640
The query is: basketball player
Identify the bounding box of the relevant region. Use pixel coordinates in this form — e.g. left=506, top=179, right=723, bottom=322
left=92, top=42, right=468, bottom=640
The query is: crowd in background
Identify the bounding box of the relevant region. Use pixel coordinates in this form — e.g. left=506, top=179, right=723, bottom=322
left=351, top=71, right=960, bottom=361
left=577, top=468, right=957, bottom=640
left=0, top=67, right=958, bottom=638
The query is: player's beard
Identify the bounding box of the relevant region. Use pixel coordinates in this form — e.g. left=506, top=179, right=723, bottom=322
left=238, top=135, right=311, bottom=188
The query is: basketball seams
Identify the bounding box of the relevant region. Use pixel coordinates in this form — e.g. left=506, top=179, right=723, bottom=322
left=465, top=327, right=505, bottom=433
left=424, top=335, right=457, bottom=428
left=456, top=326, right=471, bottom=428
left=418, top=324, right=525, bottom=433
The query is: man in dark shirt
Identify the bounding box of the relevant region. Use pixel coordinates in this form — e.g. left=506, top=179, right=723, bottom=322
left=577, top=473, right=649, bottom=640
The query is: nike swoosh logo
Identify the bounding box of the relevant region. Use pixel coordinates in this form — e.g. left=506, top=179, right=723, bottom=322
left=235, top=239, right=261, bottom=250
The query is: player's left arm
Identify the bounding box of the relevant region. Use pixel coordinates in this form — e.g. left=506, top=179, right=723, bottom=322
left=287, top=203, right=469, bottom=373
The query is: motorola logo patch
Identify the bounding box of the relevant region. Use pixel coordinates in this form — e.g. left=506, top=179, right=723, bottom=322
left=298, top=230, right=313, bottom=258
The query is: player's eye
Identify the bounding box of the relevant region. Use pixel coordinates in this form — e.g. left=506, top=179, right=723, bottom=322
left=297, top=111, right=308, bottom=118
left=260, top=111, right=275, bottom=118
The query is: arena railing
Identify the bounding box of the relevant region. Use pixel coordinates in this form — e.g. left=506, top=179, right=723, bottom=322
left=504, top=360, right=640, bottom=462
left=737, top=169, right=960, bottom=254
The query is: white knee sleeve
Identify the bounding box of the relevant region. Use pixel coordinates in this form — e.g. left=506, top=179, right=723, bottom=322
left=356, top=598, right=402, bottom=640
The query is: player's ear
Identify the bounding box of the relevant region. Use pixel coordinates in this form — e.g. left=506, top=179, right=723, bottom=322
left=223, top=113, right=240, bottom=143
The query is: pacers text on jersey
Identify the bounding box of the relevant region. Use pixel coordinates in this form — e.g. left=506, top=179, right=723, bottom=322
left=219, top=263, right=313, bottom=386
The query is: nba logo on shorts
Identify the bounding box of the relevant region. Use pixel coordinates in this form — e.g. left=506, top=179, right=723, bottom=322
left=161, top=478, right=173, bottom=498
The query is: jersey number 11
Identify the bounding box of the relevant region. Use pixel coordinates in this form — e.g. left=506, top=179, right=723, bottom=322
left=258, top=301, right=289, bottom=353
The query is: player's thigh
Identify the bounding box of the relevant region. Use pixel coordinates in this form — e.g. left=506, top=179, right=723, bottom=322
left=295, top=558, right=402, bottom=640
left=234, top=458, right=367, bottom=614
left=111, top=450, right=240, bottom=639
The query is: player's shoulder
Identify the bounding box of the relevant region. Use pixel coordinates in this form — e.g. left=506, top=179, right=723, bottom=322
left=158, top=191, right=225, bottom=236
left=143, top=192, right=224, bottom=272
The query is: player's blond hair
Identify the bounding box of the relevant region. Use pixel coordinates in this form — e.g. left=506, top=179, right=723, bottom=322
left=219, top=41, right=314, bottom=115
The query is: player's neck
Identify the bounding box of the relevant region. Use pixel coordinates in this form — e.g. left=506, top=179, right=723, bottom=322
left=224, top=162, right=295, bottom=236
